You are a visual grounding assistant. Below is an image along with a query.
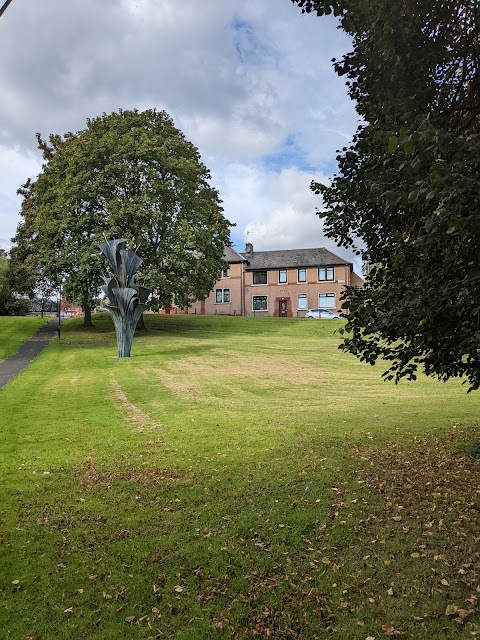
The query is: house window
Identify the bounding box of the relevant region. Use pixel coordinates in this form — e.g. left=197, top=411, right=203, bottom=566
left=252, top=296, right=268, bottom=311
left=318, top=267, right=334, bottom=281
left=253, top=271, right=267, bottom=285
left=222, top=268, right=230, bottom=278
left=215, top=288, right=231, bottom=303
left=298, top=293, right=307, bottom=309
left=298, top=268, right=307, bottom=282
left=319, top=293, right=336, bottom=308
left=278, top=269, right=287, bottom=284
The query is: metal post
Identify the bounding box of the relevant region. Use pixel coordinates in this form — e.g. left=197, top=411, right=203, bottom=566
left=0, top=0, right=14, bottom=18
left=58, top=282, right=61, bottom=340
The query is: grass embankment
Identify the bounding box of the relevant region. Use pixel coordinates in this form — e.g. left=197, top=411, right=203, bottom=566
left=0, top=314, right=479, bottom=639
left=0, top=316, right=48, bottom=361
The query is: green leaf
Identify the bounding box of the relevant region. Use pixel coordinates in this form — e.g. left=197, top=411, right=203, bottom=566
left=387, top=136, right=398, bottom=154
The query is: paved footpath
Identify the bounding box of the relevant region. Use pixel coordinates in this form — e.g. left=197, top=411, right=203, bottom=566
left=0, top=318, right=59, bottom=390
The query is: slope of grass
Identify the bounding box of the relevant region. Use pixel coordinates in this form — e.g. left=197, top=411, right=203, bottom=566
left=0, top=316, right=49, bottom=361
left=0, top=314, right=479, bottom=639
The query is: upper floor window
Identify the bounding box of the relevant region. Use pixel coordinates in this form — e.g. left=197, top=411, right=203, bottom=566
left=222, top=268, right=230, bottom=278
left=253, top=270, right=267, bottom=285
left=318, top=267, right=334, bottom=281
left=278, top=269, right=287, bottom=284
left=298, top=268, right=307, bottom=282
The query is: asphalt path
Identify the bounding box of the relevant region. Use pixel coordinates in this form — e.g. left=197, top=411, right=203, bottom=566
left=0, top=318, right=59, bottom=390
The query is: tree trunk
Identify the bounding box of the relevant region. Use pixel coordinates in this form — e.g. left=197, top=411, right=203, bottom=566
left=83, top=304, right=93, bottom=327
left=136, top=313, right=146, bottom=331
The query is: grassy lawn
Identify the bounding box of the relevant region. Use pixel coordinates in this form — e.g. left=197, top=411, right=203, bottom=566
left=0, top=314, right=479, bottom=639
left=0, top=316, right=49, bottom=361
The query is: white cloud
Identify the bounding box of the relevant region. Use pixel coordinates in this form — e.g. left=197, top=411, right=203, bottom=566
left=0, top=0, right=360, bottom=267
left=214, top=164, right=362, bottom=273
left=0, top=146, right=41, bottom=249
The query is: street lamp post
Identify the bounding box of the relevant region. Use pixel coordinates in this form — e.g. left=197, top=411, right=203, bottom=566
left=0, top=0, right=14, bottom=18
left=58, top=282, right=61, bottom=340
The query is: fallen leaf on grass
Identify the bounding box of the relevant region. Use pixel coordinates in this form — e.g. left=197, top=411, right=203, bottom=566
left=381, top=624, right=406, bottom=636
left=63, top=607, right=73, bottom=613
left=455, top=609, right=474, bottom=622
left=125, top=615, right=135, bottom=623
left=445, top=604, right=458, bottom=616
left=174, top=585, right=184, bottom=593
left=440, top=578, right=449, bottom=586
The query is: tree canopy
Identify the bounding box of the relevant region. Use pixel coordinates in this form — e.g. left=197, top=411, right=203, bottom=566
left=12, top=109, right=232, bottom=325
left=292, top=0, right=480, bottom=390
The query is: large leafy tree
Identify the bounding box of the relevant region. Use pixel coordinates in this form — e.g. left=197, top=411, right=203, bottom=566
left=292, top=0, right=480, bottom=390
left=12, top=109, right=232, bottom=326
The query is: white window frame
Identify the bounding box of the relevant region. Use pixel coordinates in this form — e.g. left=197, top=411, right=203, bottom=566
left=319, top=293, right=336, bottom=309
left=253, top=270, right=268, bottom=285
left=318, top=267, right=334, bottom=281
left=278, top=269, right=287, bottom=284
left=215, top=288, right=231, bottom=303
left=297, top=268, right=307, bottom=283
left=222, top=268, right=230, bottom=278
left=297, top=293, right=308, bottom=310
left=252, top=295, right=268, bottom=311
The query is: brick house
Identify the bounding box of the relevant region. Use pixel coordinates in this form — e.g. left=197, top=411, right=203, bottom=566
left=188, top=244, right=363, bottom=318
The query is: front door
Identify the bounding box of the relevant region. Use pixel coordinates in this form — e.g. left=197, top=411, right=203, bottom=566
left=279, top=300, right=288, bottom=317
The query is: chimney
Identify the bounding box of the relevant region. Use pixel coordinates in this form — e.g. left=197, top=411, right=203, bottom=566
left=245, top=242, right=253, bottom=255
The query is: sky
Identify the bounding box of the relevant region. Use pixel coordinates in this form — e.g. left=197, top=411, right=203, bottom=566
left=0, top=0, right=361, bottom=271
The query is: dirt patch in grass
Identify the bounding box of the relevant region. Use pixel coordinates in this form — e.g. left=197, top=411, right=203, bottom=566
left=153, top=349, right=322, bottom=404
left=76, top=456, right=187, bottom=492
left=110, top=375, right=164, bottom=432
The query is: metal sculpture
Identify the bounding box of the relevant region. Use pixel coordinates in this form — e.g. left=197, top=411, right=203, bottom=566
left=100, top=238, right=151, bottom=358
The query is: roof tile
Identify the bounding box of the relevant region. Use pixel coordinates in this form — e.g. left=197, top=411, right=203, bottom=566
left=240, top=248, right=350, bottom=270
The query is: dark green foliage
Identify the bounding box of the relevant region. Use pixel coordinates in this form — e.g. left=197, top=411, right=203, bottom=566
left=292, top=0, right=480, bottom=390
left=11, top=109, right=232, bottom=326
left=0, top=257, right=30, bottom=316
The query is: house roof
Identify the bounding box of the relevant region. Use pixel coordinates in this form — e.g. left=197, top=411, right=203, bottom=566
left=240, top=247, right=350, bottom=270
left=223, top=246, right=247, bottom=263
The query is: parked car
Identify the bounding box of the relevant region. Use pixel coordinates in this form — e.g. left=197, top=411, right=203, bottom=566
left=305, top=308, right=341, bottom=319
